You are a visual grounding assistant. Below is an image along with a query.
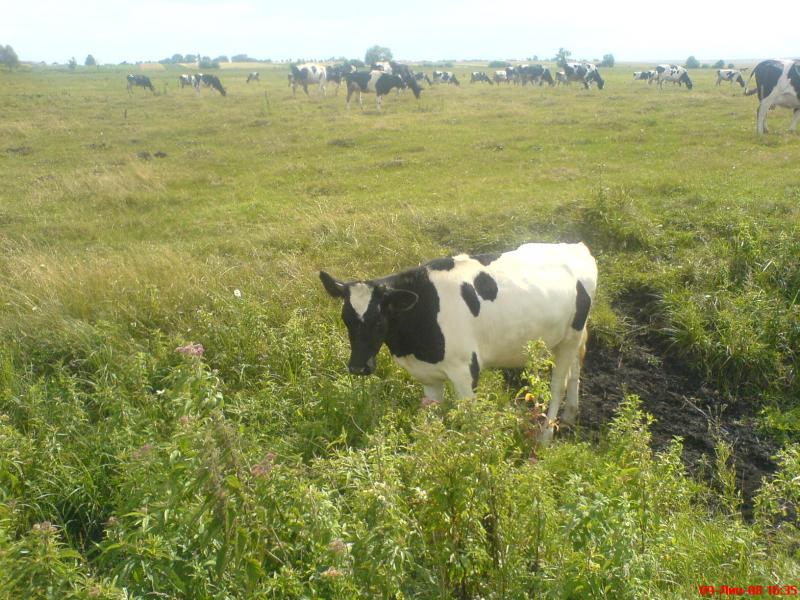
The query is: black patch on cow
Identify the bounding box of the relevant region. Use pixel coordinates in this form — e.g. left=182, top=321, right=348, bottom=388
left=375, top=73, right=403, bottom=96
left=427, top=256, right=455, bottom=271
left=473, top=272, right=498, bottom=301
left=470, top=253, right=500, bottom=266
left=572, top=281, right=592, bottom=331
left=380, top=268, right=446, bottom=364
left=346, top=70, right=371, bottom=91
left=461, top=282, right=481, bottom=316
left=470, top=352, right=480, bottom=391
left=752, top=60, right=784, bottom=100
left=656, top=65, right=666, bottom=74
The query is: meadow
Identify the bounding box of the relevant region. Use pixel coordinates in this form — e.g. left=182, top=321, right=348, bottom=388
left=0, top=62, right=798, bottom=598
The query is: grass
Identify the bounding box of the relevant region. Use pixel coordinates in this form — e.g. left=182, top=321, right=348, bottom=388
left=0, top=62, right=798, bottom=598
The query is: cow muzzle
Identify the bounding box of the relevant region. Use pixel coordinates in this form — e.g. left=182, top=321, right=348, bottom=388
left=348, top=356, right=376, bottom=376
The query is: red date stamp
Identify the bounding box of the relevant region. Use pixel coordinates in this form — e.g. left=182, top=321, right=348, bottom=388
left=699, top=585, right=798, bottom=596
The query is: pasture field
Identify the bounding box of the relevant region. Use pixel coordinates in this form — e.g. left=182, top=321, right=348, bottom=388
left=0, top=63, right=799, bottom=598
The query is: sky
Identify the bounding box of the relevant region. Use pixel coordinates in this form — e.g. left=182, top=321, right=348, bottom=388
left=3, top=0, right=798, bottom=65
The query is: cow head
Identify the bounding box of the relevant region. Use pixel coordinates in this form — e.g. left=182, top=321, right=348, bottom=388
left=590, top=69, right=605, bottom=89
left=680, top=71, right=693, bottom=89
left=542, top=68, right=555, bottom=86
left=404, top=75, right=423, bottom=98
left=320, top=272, right=419, bottom=375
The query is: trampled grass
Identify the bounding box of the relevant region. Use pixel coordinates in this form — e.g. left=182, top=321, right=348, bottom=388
left=0, top=63, right=798, bottom=598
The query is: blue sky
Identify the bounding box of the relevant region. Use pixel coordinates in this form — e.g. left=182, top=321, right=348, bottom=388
left=3, top=0, right=797, bottom=64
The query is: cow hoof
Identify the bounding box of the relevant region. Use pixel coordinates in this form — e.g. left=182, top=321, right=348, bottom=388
left=420, top=396, right=440, bottom=409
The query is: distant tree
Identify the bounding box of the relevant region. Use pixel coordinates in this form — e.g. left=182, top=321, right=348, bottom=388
left=727, top=62, right=735, bottom=69
left=198, top=58, right=220, bottom=69
left=85, top=54, right=96, bottom=67
left=171, top=53, right=184, bottom=63
left=554, top=47, right=572, bottom=67
left=0, top=44, right=20, bottom=71
left=342, top=58, right=364, bottom=70
left=701, top=64, right=709, bottom=69
left=185, top=54, right=197, bottom=63
left=488, top=60, right=511, bottom=68
left=600, top=53, right=615, bottom=67
left=364, top=45, right=392, bottom=64
left=213, top=55, right=229, bottom=63
left=68, top=57, right=77, bottom=70
left=685, top=55, right=700, bottom=69
left=712, top=59, right=725, bottom=69
left=231, top=54, right=250, bottom=62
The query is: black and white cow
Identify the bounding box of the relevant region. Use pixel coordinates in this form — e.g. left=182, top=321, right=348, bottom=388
left=655, top=64, right=693, bottom=89
left=493, top=70, right=509, bottom=84
left=325, top=64, right=349, bottom=95
left=745, top=59, right=800, bottom=134
left=633, top=70, right=655, bottom=83
left=432, top=71, right=460, bottom=85
left=555, top=71, right=569, bottom=85
left=199, top=73, right=226, bottom=96
left=290, top=63, right=327, bottom=96
left=563, top=63, right=605, bottom=89
left=518, top=64, right=555, bottom=86
left=320, top=242, right=597, bottom=444
left=470, top=71, right=493, bottom=84
left=246, top=71, right=260, bottom=83
left=127, top=74, right=155, bottom=94
left=371, top=61, right=392, bottom=74
left=414, top=71, right=434, bottom=86
left=179, top=74, right=193, bottom=88
left=345, top=70, right=422, bottom=111
left=716, top=69, right=745, bottom=87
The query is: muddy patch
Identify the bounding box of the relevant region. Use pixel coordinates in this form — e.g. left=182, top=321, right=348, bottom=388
left=578, top=304, right=778, bottom=518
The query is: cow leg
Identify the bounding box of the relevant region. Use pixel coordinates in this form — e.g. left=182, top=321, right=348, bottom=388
left=561, top=328, right=588, bottom=426
left=359, top=91, right=363, bottom=110
left=789, top=108, right=800, bottom=132
left=376, top=94, right=382, bottom=112
left=423, top=383, right=445, bottom=403
left=540, top=335, right=583, bottom=445
left=757, top=99, right=772, bottom=134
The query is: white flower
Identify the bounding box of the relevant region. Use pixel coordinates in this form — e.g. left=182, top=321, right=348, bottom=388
left=233, top=289, right=242, bottom=299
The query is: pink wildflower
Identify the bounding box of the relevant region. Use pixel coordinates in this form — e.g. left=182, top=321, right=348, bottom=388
left=322, top=567, right=342, bottom=578
left=329, top=538, right=347, bottom=554
left=175, top=343, right=204, bottom=357
left=250, top=452, right=277, bottom=478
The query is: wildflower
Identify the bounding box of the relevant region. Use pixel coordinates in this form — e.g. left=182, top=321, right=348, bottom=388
left=233, top=288, right=242, bottom=298
left=32, top=521, right=55, bottom=533
left=131, top=443, right=154, bottom=460
left=420, top=396, right=439, bottom=408
left=322, top=567, right=342, bottom=578
left=175, top=342, right=204, bottom=357
left=251, top=452, right=276, bottom=478
left=329, top=538, right=347, bottom=554
left=179, top=415, right=191, bottom=426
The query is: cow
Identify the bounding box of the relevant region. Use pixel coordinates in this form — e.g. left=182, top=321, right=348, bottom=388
left=493, top=70, right=509, bottom=84
left=470, top=71, right=493, bottom=84
left=414, top=71, right=434, bottom=86
left=716, top=69, right=745, bottom=87
left=432, top=71, right=460, bottom=85
left=555, top=71, right=569, bottom=85
left=345, top=70, right=422, bottom=111
left=199, top=73, right=226, bottom=96
left=745, top=59, right=800, bottom=134
left=290, top=63, right=327, bottom=96
left=179, top=74, right=194, bottom=88
left=563, top=63, right=605, bottom=89
left=655, top=64, right=693, bottom=89
left=371, top=61, right=392, bottom=74
left=246, top=71, right=260, bottom=83
left=518, top=64, right=555, bottom=86
left=320, top=242, right=597, bottom=444
left=325, top=64, right=350, bottom=95
left=633, top=70, right=655, bottom=83
left=127, top=74, right=154, bottom=94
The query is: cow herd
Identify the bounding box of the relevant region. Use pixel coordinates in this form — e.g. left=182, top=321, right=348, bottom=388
left=125, top=57, right=800, bottom=132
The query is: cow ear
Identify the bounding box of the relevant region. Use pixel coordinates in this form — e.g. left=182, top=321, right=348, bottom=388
left=381, top=288, right=419, bottom=313
left=319, top=271, right=348, bottom=298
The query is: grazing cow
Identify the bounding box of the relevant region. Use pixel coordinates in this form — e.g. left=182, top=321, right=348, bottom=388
left=290, top=63, right=327, bottom=96
left=414, top=71, right=434, bottom=86
left=556, top=71, right=569, bottom=85
left=563, top=63, right=605, bottom=89
left=345, top=70, right=422, bottom=111
left=199, top=73, right=226, bottom=96
left=179, top=74, right=193, bottom=88
left=470, top=71, right=494, bottom=84
left=246, top=71, right=260, bottom=83
left=518, top=64, right=555, bottom=86
left=655, top=64, right=693, bottom=89
left=432, top=71, right=460, bottom=85
left=320, top=242, right=597, bottom=444
left=493, top=70, right=509, bottom=84
left=716, top=69, right=745, bottom=87
left=325, top=64, right=349, bottom=95
left=633, top=70, right=655, bottom=83
left=745, top=59, right=800, bottom=134
left=127, top=74, right=154, bottom=94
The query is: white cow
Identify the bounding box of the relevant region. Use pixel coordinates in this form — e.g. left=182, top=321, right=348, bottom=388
left=289, top=63, right=327, bottom=96
left=655, top=64, right=693, bottom=89
left=745, top=59, right=800, bottom=134
left=320, top=242, right=598, bottom=444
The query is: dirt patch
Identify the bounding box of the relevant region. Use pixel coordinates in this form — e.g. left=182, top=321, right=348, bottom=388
left=577, top=297, right=778, bottom=518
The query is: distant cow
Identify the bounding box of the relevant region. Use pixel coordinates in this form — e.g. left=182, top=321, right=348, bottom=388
left=246, top=72, right=260, bottom=83
left=518, top=64, right=555, bottom=86
left=493, top=70, right=509, bottom=84
left=716, top=69, right=745, bottom=87
left=556, top=71, right=569, bottom=85
left=127, top=74, right=154, bottom=94
left=290, top=63, right=327, bottom=96
left=655, top=64, right=693, bottom=89
left=345, top=70, right=422, bottom=111
left=414, top=71, right=434, bottom=86
left=199, top=73, right=226, bottom=96
left=563, top=63, right=605, bottom=89
left=320, top=242, right=598, bottom=445
left=432, top=71, right=460, bottom=85
left=179, top=74, right=193, bottom=88
left=745, top=59, right=800, bottom=134
left=633, top=70, right=655, bottom=83
left=371, top=61, right=392, bottom=74
left=470, top=71, right=493, bottom=84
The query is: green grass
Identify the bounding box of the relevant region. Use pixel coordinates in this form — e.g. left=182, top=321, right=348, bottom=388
left=0, top=63, right=798, bottom=598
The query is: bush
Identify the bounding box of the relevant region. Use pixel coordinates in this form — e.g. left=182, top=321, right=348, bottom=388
left=198, top=59, right=220, bottom=69
left=488, top=60, right=511, bottom=68
left=685, top=56, right=700, bottom=69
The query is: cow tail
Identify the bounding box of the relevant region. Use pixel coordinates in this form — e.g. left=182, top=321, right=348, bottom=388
left=743, top=65, right=759, bottom=96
